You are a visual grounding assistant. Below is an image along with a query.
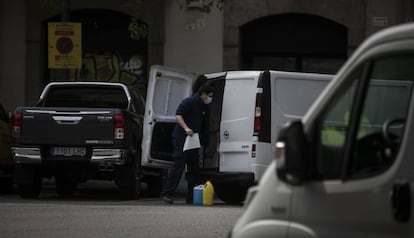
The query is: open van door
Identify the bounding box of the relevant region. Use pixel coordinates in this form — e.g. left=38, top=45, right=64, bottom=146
left=141, top=65, right=196, bottom=168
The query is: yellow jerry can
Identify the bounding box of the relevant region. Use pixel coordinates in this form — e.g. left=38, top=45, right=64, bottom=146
left=202, top=181, right=214, bottom=206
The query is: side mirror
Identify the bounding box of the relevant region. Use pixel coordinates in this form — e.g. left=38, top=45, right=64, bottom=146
left=275, top=120, right=308, bottom=185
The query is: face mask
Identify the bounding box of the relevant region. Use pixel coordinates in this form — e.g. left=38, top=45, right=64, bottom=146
left=204, top=96, right=213, bottom=104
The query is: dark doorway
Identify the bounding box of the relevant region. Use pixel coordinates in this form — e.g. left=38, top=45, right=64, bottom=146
left=240, top=13, right=348, bottom=74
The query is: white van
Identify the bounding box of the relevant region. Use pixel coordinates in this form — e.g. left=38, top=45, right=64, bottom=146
left=141, top=65, right=332, bottom=203
left=230, top=23, right=414, bottom=237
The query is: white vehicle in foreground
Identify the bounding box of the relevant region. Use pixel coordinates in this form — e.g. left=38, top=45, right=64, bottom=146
left=231, top=23, right=414, bottom=237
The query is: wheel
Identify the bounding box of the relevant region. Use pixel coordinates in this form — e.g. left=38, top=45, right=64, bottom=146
left=15, top=165, right=42, bottom=198
left=215, top=182, right=248, bottom=205
left=55, top=175, right=77, bottom=197
left=354, top=132, right=396, bottom=174
left=17, top=175, right=42, bottom=198
left=0, top=177, right=14, bottom=193
left=146, top=175, right=163, bottom=197
left=118, top=151, right=142, bottom=200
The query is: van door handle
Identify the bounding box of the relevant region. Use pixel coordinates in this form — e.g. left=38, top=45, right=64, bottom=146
left=391, top=180, right=411, bottom=223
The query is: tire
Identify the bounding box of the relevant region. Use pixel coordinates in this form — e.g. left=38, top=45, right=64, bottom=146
left=215, top=182, right=248, bottom=205
left=17, top=175, right=42, bottom=199
left=118, top=152, right=142, bottom=200
left=146, top=175, right=163, bottom=197
left=0, top=177, right=14, bottom=193
left=55, top=175, right=77, bottom=197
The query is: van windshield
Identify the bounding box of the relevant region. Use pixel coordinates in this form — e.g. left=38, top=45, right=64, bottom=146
left=318, top=55, right=414, bottom=179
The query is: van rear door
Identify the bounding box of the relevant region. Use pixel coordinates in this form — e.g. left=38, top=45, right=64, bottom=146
left=219, top=71, right=261, bottom=172
left=141, top=65, right=195, bottom=168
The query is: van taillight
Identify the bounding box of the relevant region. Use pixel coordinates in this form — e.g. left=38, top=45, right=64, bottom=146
left=11, top=113, right=22, bottom=139
left=254, top=88, right=263, bottom=133
left=114, top=115, right=125, bottom=139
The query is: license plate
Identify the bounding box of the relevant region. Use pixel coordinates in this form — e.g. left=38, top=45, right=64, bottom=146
left=51, top=147, right=86, bottom=157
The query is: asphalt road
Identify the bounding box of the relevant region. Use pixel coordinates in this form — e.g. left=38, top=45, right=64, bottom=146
left=0, top=180, right=244, bottom=238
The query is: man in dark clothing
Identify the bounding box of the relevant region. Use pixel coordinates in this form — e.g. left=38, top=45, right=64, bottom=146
left=160, top=84, right=214, bottom=204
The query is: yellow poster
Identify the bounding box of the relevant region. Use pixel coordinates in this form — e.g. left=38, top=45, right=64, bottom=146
left=48, top=22, right=82, bottom=69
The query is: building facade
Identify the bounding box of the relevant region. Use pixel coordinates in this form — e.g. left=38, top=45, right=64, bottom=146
left=0, top=0, right=413, bottom=113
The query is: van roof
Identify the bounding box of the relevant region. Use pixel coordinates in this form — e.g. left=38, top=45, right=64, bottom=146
left=359, top=23, right=414, bottom=51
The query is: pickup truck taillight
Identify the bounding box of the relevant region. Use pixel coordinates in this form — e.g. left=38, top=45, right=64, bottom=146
left=11, top=113, right=22, bottom=139
left=114, top=115, right=125, bottom=139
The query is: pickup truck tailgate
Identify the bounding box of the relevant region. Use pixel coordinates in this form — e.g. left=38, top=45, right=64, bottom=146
left=21, top=108, right=117, bottom=145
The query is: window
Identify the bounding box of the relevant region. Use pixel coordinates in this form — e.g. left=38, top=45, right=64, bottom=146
left=44, top=86, right=129, bottom=109
left=317, top=69, right=362, bottom=179
left=349, top=56, right=413, bottom=177
left=316, top=55, right=414, bottom=179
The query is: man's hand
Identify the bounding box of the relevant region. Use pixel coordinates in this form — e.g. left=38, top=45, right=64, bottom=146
left=176, top=115, right=193, bottom=136
left=184, top=127, right=194, bottom=136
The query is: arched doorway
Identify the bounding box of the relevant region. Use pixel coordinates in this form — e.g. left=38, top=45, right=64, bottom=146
left=240, top=13, right=348, bottom=74
left=44, top=9, right=148, bottom=94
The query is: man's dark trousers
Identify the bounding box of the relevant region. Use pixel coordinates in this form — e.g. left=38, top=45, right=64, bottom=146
left=161, top=148, right=200, bottom=203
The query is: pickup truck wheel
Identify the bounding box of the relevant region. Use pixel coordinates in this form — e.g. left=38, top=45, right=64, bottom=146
left=55, top=175, right=77, bottom=197
left=119, top=153, right=142, bottom=200
left=17, top=175, right=42, bottom=198
left=0, top=178, right=14, bottom=193
left=215, top=182, right=248, bottom=205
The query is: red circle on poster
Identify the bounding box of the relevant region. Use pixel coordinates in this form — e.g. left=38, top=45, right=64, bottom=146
left=56, top=36, right=73, bottom=55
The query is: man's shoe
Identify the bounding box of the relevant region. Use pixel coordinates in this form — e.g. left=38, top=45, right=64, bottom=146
left=162, top=195, right=174, bottom=204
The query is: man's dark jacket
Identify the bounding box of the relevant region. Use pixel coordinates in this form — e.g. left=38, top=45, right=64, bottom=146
left=172, top=94, right=210, bottom=156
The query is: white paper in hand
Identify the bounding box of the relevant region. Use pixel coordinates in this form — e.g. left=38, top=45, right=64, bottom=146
left=183, top=133, right=201, bottom=151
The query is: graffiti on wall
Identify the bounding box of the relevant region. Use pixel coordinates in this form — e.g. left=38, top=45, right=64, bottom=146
left=49, top=52, right=146, bottom=95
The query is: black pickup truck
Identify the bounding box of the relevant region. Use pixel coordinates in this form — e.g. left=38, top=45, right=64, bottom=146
left=11, top=82, right=163, bottom=199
